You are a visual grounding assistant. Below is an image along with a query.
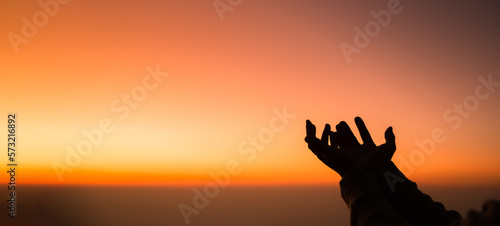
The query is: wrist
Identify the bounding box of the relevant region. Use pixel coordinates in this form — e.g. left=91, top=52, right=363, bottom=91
left=340, top=165, right=363, bottom=178
left=339, top=168, right=380, bottom=207
left=371, top=161, right=408, bottom=194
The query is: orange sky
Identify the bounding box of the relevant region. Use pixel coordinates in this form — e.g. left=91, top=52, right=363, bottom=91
left=1, top=0, right=499, bottom=187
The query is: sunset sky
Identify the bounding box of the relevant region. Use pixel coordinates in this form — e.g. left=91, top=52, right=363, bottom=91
left=1, top=0, right=499, bottom=187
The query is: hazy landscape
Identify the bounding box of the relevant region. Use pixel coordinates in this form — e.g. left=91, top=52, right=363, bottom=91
left=2, top=185, right=499, bottom=225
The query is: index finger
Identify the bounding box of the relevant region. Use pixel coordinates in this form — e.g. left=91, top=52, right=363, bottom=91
left=336, top=121, right=360, bottom=149
left=355, top=117, right=375, bottom=147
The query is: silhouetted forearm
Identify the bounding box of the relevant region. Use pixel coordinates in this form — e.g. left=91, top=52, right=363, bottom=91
left=340, top=169, right=411, bottom=226
left=375, top=162, right=462, bottom=226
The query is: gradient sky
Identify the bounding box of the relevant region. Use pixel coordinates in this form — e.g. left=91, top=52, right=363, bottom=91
left=1, top=0, right=499, bottom=186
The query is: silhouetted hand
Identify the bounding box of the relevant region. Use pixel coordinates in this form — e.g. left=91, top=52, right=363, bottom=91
left=334, top=117, right=396, bottom=173
left=305, top=120, right=361, bottom=177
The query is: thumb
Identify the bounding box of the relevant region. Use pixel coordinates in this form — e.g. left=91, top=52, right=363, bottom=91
left=370, top=127, right=396, bottom=164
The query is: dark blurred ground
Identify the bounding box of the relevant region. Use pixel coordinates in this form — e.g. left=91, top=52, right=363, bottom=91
left=1, top=185, right=499, bottom=226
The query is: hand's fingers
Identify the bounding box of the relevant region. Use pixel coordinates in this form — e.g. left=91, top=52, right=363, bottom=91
left=330, top=131, right=339, bottom=149
left=335, top=123, right=349, bottom=149
left=321, top=124, right=331, bottom=144
left=336, top=121, right=360, bottom=149
left=384, top=126, right=395, bottom=146
left=355, top=117, right=375, bottom=147
left=306, top=120, right=316, bottom=138
left=305, top=136, right=331, bottom=156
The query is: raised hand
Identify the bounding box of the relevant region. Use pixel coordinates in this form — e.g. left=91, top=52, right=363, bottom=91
left=305, top=120, right=360, bottom=177
left=334, top=117, right=396, bottom=173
